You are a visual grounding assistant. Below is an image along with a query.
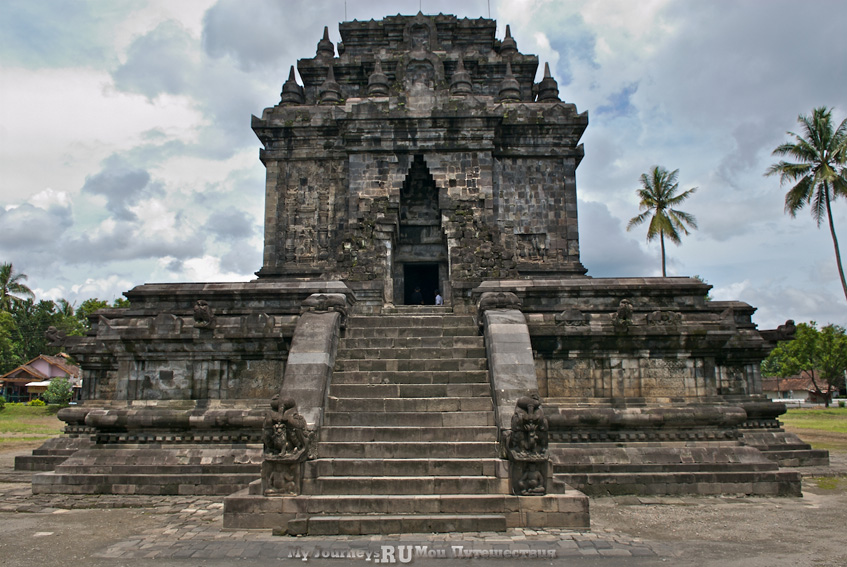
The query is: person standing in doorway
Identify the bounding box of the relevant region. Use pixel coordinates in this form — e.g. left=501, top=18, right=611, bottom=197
left=434, top=290, right=443, bottom=306
left=411, top=287, right=423, bottom=305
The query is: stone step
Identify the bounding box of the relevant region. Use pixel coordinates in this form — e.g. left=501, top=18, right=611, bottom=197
left=32, top=471, right=257, bottom=495
left=382, top=305, right=455, bottom=315
left=556, top=470, right=803, bottom=497
left=319, top=441, right=499, bottom=459
left=302, top=476, right=508, bottom=495
left=327, top=396, right=493, bottom=413
left=286, top=514, right=508, bottom=535
left=329, top=383, right=491, bottom=398
left=223, top=488, right=591, bottom=531
left=759, top=449, right=831, bottom=467
left=338, top=336, right=484, bottom=350
left=343, top=326, right=479, bottom=339
left=41, top=463, right=260, bottom=475
left=335, top=346, right=488, bottom=361
left=324, top=410, right=494, bottom=427
left=265, top=493, right=586, bottom=516
left=334, top=358, right=487, bottom=373
left=304, top=458, right=506, bottom=478
left=346, top=315, right=476, bottom=328
left=553, top=461, right=780, bottom=474
left=331, top=370, right=489, bottom=385
left=13, top=455, right=71, bottom=472
left=320, top=426, right=497, bottom=443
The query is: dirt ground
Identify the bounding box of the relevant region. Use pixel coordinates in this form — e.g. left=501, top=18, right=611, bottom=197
left=590, top=451, right=847, bottom=567
left=1, top=444, right=846, bottom=567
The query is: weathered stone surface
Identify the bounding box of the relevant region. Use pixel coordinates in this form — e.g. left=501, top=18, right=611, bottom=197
left=27, top=11, right=816, bottom=522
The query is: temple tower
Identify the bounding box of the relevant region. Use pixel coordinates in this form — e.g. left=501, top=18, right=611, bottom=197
left=252, top=13, right=586, bottom=308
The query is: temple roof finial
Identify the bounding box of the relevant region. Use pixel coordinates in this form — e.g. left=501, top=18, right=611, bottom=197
left=316, top=26, right=335, bottom=58
left=498, top=61, right=521, bottom=102
left=280, top=65, right=305, bottom=105
left=500, top=24, right=518, bottom=56
left=536, top=62, right=560, bottom=102
left=318, top=64, right=342, bottom=104
left=450, top=54, right=473, bottom=96
left=367, top=58, right=390, bottom=97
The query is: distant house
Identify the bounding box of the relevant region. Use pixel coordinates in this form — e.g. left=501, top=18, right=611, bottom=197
left=0, top=354, right=81, bottom=403
left=762, top=370, right=834, bottom=403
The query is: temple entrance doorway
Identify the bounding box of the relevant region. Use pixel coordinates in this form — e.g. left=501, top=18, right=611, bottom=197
left=403, top=263, right=440, bottom=305
left=393, top=154, right=448, bottom=306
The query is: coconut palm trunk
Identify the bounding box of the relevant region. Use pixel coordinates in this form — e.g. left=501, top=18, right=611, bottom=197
left=824, top=182, right=847, bottom=300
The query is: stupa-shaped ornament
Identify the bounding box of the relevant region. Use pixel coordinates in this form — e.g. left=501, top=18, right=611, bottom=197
left=498, top=61, right=521, bottom=102
left=318, top=65, right=342, bottom=104
left=500, top=25, right=518, bottom=56
left=536, top=63, right=560, bottom=102
left=367, top=59, right=390, bottom=97
left=450, top=55, right=473, bottom=96
left=316, top=26, right=335, bottom=58
left=280, top=66, right=305, bottom=105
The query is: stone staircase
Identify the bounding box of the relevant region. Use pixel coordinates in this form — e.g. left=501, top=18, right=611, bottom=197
left=285, top=310, right=511, bottom=534
left=223, top=309, right=589, bottom=533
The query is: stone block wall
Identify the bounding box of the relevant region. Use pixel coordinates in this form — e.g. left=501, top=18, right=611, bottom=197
left=63, top=282, right=352, bottom=404
left=492, top=157, right=579, bottom=267
left=474, top=278, right=772, bottom=403
left=536, top=355, right=716, bottom=399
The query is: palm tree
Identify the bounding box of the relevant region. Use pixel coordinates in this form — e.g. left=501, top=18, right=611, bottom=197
left=765, top=107, right=847, bottom=303
left=0, top=262, right=35, bottom=312
left=627, top=166, right=698, bottom=277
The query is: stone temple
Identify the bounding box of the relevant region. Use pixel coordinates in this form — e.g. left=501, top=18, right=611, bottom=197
left=21, top=14, right=827, bottom=535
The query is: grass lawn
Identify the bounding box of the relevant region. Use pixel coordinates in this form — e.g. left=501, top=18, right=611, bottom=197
left=781, top=407, right=847, bottom=453
left=0, top=404, right=65, bottom=451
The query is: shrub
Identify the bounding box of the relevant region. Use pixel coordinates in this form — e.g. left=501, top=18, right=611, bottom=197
left=839, top=400, right=846, bottom=408
left=43, top=377, right=73, bottom=406
left=27, top=398, right=46, bottom=407
left=0, top=395, right=5, bottom=411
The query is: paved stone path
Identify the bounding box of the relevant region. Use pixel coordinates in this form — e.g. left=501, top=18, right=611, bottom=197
left=1, top=468, right=655, bottom=564
left=5, top=455, right=846, bottom=566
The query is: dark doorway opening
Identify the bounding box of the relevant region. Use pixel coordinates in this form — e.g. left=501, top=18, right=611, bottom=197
left=404, top=264, right=440, bottom=305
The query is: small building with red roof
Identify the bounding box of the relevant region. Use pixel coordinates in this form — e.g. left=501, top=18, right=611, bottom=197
left=0, top=354, right=81, bottom=403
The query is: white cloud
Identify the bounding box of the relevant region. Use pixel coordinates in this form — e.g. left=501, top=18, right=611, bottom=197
left=69, top=275, right=136, bottom=302
left=1, top=0, right=846, bottom=332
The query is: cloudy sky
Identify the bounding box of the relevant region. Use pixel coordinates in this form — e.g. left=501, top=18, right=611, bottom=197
left=1, top=0, right=846, bottom=329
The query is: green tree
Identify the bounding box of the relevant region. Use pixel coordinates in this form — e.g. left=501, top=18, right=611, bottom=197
left=626, top=166, right=698, bottom=277
left=75, top=298, right=129, bottom=331
left=765, top=107, right=847, bottom=303
left=10, top=300, right=64, bottom=362
left=75, top=298, right=110, bottom=331
left=0, top=311, right=22, bottom=373
left=0, top=262, right=35, bottom=312
left=52, top=299, right=85, bottom=337
left=762, top=322, right=847, bottom=407
left=42, top=377, right=73, bottom=406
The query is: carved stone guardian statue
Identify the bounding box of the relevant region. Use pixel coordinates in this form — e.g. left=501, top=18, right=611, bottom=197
left=193, top=300, right=214, bottom=329
left=506, top=394, right=550, bottom=496
left=261, top=395, right=311, bottom=495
